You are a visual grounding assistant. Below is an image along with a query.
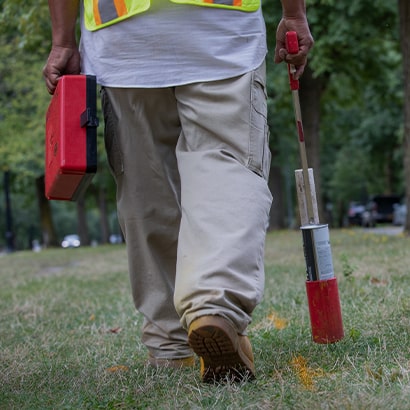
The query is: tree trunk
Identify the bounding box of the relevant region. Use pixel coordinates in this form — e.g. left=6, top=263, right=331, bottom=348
left=299, top=66, right=328, bottom=222
left=399, top=0, right=410, bottom=234
left=4, top=171, right=15, bottom=252
left=98, top=186, right=110, bottom=244
left=76, top=194, right=90, bottom=246
left=268, top=156, right=286, bottom=230
left=35, top=175, right=59, bottom=247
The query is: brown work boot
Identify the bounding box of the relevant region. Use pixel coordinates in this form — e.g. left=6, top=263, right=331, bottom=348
left=188, top=315, right=255, bottom=383
left=147, top=354, right=196, bottom=369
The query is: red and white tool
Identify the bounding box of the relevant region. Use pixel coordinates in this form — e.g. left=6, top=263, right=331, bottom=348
left=286, top=31, right=344, bottom=344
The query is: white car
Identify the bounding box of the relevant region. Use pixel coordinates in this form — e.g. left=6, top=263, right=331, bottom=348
left=61, top=234, right=81, bottom=248
left=393, top=204, right=407, bottom=226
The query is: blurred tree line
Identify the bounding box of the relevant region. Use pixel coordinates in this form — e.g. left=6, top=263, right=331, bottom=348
left=0, top=0, right=408, bottom=250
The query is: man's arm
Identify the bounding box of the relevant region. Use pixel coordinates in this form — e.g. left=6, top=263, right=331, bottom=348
left=43, top=0, right=81, bottom=94
left=274, top=0, right=314, bottom=79
left=48, top=0, right=80, bottom=47
left=280, top=0, right=307, bottom=20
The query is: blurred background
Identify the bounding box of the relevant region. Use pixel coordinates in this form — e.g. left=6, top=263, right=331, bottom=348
left=0, top=0, right=408, bottom=252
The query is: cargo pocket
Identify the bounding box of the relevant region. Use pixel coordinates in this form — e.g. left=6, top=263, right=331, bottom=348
left=248, top=65, right=271, bottom=181
left=101, top=87, right=124, bottom=177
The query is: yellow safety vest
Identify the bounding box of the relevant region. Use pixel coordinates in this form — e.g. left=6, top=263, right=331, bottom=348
left=84, top=0, right=260, bottom=31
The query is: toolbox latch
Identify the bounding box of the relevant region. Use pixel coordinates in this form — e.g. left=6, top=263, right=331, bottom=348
left=80, top=108, right=99, bottom=128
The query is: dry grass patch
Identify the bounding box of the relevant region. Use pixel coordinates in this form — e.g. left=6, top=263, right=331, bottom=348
left=1, top=231, right=410, bottom=409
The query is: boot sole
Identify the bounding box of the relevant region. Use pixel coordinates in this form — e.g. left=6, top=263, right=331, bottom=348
left=188, top=316, right=255, bottom=383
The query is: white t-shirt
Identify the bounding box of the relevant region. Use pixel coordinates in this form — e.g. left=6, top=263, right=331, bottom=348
left=79, top=2, right=267, bottom=87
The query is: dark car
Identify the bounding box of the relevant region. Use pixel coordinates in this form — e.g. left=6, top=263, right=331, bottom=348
left=365, top=195, right=402, bottom=224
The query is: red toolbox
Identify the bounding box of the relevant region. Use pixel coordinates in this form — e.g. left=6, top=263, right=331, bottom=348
left=45, top=74, right=98, bottom=201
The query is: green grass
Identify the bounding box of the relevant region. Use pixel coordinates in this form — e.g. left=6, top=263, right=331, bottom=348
left=1, top=229, right=410, bottom=409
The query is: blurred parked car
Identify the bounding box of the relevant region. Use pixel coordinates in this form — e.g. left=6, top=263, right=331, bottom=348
left=61, top=234, right=81, bottom=248
left=109, top=234, right=123, bottom=244
left=360, top=205, right=377, bottom=228
left=347, top=202, right=366, bottom=226
left=365, top=195, right=402, bottom=224
left=393, top=204, right=407, bottom=226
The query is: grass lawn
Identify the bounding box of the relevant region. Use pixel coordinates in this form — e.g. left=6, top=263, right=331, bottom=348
left=1, top=228, right=409, bottom=409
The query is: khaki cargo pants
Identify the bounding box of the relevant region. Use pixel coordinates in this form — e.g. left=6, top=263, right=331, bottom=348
left=101, top=62, right=272, bottom=359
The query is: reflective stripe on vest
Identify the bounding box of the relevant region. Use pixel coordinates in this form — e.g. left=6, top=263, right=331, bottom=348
left=197, top=0, right=243, bottom=6
left=84, top=0, right=150, bottom=31
left=94, top=0, right=127, bottom=25
left=84, top=0, right=260, bottom=31
left=170, top=0, right=259, bottom=11
left=171, top=0, right=260, bottom=12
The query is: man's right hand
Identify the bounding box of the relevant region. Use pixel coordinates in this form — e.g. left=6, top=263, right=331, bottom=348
left=274, top=18, right=314, bottom=80
left=275, top=0, right=314, bottom=80
left=43, top=45, right=81, bottom=95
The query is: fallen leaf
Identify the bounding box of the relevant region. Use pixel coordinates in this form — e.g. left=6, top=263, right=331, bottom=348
left=365, top=365, right=383, bottom=380
left=267, top=312, right=288, bottom=330
left=252, top=311, right=289, bottom=331
left=109, top=327, right=122, bottom=334
left=370, top=277, right=388, bottom=286
left=106, top=365, right=129, bottom=373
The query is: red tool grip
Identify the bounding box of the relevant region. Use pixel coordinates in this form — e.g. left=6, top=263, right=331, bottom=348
left=286, top=31, right=299, bottom=91
left=286, top=31, right=299, bottom=54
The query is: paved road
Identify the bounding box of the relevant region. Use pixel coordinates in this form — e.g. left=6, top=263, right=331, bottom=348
left=360, top=226, right=404, bottom=236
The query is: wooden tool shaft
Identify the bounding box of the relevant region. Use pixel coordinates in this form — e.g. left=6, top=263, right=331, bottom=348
left=295, top=169, right=319, bottom=226
left=292, top=89, right=315, bottom=224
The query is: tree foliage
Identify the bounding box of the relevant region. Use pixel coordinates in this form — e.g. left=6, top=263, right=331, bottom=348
left=0, top=0, right=407, bottom=249
left=264, top=0, right=402, bottom=226
left=0, top=0, right=114, bottom=248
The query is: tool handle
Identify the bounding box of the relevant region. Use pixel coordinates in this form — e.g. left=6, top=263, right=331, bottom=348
left=286, top=31, right=299, bottom=91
